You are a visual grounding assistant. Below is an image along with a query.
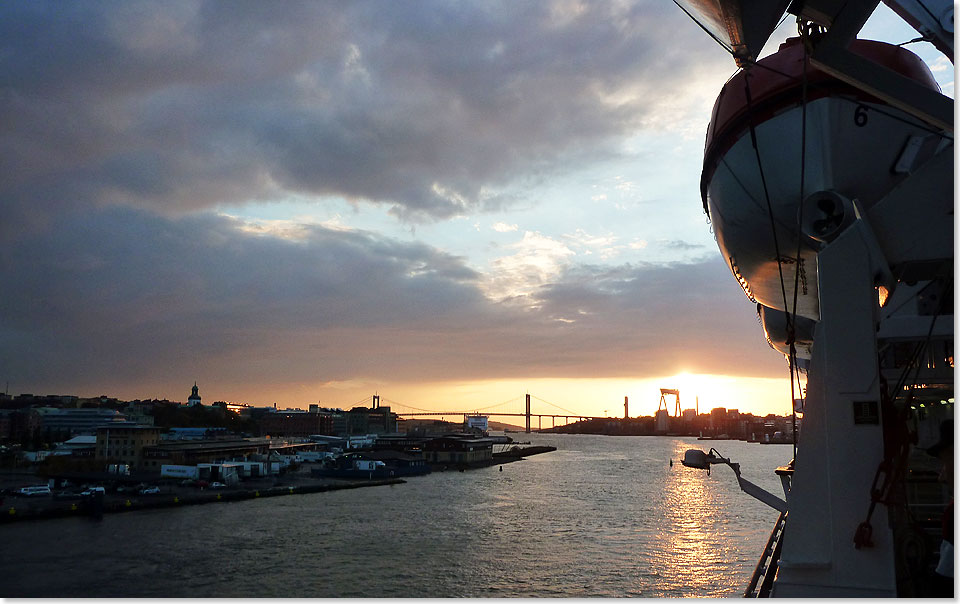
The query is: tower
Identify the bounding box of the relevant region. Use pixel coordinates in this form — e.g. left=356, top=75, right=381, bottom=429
left=525, top=393, right=531, bottom=433
left=187, top=382, right=202, bottom=407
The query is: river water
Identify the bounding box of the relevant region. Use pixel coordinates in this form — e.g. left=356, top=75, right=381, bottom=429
left=0, top=434, right=789, bottom=598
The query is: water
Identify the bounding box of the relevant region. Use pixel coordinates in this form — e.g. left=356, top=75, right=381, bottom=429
left=0, top=434, right=789, bottom=597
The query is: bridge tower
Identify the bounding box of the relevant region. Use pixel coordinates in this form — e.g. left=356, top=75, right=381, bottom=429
left=624, top=396, right=629, bottom=419
left=372, top=394, right=380, bottom=409
left=525, top=393, right=531, bottom=433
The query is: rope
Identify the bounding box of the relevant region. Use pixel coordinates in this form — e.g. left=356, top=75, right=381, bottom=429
left=785, top=19, right=813, bottom=462
left=743, top=72, right=792, bottom=322
left=888, top=276, right=952, bottom=405
left=737, top=57, right=952, bottom=139
left=856, top=275, right=951, bottom=549
left=790, top=22, right=811, bottom=333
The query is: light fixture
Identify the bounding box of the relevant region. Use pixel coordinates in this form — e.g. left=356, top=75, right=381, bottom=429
left=681, top=448, right=787, bottom=512
left=877, top=285, right=890, bottom=307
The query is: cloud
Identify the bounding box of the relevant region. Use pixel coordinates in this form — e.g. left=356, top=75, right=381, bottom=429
left=0, top=208, right=784, bottom=398
left=483, top=231, right=575, bottom=302
left=0, top=2, right=789, bottom=403
left=0, top=207, right=483, bottom=388
left=658, top=239, right=706, bottom=250
left=0, top=0, right=733, bottom=236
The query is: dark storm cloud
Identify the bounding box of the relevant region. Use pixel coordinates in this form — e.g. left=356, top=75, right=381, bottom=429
left=0, top=208, right=783, bottom=393
left=0, top=2, right=781, bottom=397
left=0, top=0, right=727, bottom=234
left=0, top=207, right=487, bottom=388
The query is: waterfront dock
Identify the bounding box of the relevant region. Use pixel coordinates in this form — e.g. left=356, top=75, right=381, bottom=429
left=1, top=473, right=405, bottom=523
left=0, top=445, right=558, bottom=523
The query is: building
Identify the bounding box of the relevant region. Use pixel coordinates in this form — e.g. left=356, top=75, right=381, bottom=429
left=655, top=409, right=670, bottom=432
left=54, top=435, right=97, bottom=457
left=164, top=427, right=232, bottom=440
left=35, top=407, right=126, bottom=437
left=260, top=410, right=334, bottom=437
left=465, top=416, right=489, bottom=433
left=212, top=401, right=252, bottom=416
left=141, top=438, right=311, bottom=471
left=186, top=383, right=202, bottom=407
left=95, top=425, right=163, bottom=470
left=331, top=404, right=397, bottom=437
left=424, top=436, right=494, bottom=466
left=121, top=402, right=156, bottom=426
left=0, top=409, right=41, bottom=442
left=710, top=407, right=728, bottom=431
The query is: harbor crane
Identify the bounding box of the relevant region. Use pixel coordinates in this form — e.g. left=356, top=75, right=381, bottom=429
left=657, top=388, right=681, bottom=417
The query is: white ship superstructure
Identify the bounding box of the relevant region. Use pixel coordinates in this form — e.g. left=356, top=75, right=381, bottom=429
left=676, top=0, right=953, bottom=596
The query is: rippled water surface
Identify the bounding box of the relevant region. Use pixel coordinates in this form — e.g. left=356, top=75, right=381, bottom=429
left=0, top=434, right=789, bottom=597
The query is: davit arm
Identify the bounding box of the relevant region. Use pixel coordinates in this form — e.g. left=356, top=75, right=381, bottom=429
left=682, top=448, right=788, bottom=512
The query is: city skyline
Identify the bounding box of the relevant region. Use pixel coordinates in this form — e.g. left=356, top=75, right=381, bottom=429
left=2, top=2, right=952, bottom=419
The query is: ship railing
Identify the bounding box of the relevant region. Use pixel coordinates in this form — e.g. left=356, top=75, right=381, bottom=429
left=744, top=510, right=787, bottom=598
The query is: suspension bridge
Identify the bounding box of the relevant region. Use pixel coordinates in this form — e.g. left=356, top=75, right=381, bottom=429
left=345, top=393, right=606, bottom=433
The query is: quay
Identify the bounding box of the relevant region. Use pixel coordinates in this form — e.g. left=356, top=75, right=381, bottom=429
left=0, top=446, right=558, bottom=524
left=1, top=474, right=405, bottom=524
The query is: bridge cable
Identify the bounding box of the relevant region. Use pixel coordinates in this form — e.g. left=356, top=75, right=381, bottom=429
left=530, top=395, right=584, bottom=417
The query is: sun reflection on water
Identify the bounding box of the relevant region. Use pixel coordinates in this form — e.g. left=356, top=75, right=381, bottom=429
left=632, top=440, right=753, bottom=597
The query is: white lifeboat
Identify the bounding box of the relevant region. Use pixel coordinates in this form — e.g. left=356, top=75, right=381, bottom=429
left=701, top=37, right=942, bottom=321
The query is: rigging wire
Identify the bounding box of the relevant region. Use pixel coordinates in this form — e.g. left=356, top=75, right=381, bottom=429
left=787, top=19, right=813, bottom=460
left=886, top=276, right=952, bottom=406
left=668, top=1, right=951, bottom=139
left=897, top=35, right=934, bottom=47
left=742, top=73, right=792, bottom=321
left=736, top=57, right=952, bottom=140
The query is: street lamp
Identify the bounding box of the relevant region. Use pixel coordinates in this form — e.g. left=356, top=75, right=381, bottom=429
left=681, top=447, right=787, bottom=512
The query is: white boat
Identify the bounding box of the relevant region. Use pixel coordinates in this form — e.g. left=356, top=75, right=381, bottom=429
left=676, top=0, right=953, bottom=597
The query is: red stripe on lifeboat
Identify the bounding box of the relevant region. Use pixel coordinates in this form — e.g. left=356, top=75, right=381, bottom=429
left=700, top=37, right=940, bottom=210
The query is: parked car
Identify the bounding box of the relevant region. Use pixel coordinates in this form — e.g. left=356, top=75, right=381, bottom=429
left=139, top=486, right=160, bottom=495
left=209, top=482, right=227, bottom=489
left=54, top=491, right=83, bottom=500
left=80, top=486, right=106, bottom=496
left=17, top=485, right=51, bottom=497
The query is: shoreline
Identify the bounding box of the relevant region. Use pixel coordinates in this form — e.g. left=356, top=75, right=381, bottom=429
left=1, top=478, right=406, bottom=523
left=1, top=446, right=558, bottom=523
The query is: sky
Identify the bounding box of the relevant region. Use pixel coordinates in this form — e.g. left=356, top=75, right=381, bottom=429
left=1, top=2, right=953, bottom=419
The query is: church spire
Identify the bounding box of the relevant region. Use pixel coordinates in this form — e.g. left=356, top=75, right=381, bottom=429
left=188, top=382, right=202, bottom=406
